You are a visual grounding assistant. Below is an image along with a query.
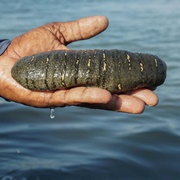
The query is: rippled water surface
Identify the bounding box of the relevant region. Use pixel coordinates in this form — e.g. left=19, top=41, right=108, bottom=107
left=0, top=0, right=180, bottom=179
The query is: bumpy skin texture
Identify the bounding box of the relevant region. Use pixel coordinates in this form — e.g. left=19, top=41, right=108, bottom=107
left=11, top=49, right=167, bottom=93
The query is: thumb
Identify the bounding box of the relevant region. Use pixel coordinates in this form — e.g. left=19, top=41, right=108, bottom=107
left=55, top=15, right=109, bottom=44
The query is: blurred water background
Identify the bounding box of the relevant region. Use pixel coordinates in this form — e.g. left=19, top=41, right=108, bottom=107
left=0, top=0, right=180, bottom=179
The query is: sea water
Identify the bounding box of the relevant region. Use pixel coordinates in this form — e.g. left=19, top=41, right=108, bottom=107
left=0, top=0, right=180, bottom=179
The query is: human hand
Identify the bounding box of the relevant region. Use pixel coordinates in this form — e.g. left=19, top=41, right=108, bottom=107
left=0, top=15, right=158, bottom=113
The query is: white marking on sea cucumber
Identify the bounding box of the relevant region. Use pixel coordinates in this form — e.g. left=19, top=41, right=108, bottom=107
left=154, top=58, right=158, bottom=67
left=103, top=52, right=106, bottom=60
left=76, top=59, right=79, bottom=65
left=61, top=73, right=65, bottom=86
left=140, top=63, right=144, bottom=72
left=31, top=56, right=35, bottom=61
left=103, top=51, right=106, bottom=71
left=127, top=54, right=130, bottom=61
left=118, top=84, right=121, bottom=90
left=127, top=54, right=131, bottom=70
left=61, top=73, right=65, bottom=81
left=103, top=62, right=106, bottom=71
left=88, top=58, right=91, bottom=67
left=46, top=57, right=50, bottom=63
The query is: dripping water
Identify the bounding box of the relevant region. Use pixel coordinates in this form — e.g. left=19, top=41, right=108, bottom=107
left=50, top=107, right=55, bottom=119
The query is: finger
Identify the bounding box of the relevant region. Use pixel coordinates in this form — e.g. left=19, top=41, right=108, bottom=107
left=129, top=89, right=159, bottom=106
left=55, top=15, right=109, bottom=43
left=47, top=88, right=146, bottom=114
left=103, top=94, right=145, bottom=114
left=51, top=87, right=112, bottom=106
left=22, top=87, right=112, bottom=107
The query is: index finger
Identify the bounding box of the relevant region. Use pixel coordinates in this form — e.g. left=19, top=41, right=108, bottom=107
left=55, top=15, right=109, bottom=43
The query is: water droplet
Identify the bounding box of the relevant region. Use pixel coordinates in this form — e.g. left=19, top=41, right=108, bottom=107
left=50, top=107, right=55, bottom=119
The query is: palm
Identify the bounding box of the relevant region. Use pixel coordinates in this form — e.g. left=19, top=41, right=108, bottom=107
left=15, top=29, right=66, bottom=57
left=6, top=24, right=73, bottom=59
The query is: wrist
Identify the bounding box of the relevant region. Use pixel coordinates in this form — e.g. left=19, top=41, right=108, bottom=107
left=0, top=39, right=11, bottom=56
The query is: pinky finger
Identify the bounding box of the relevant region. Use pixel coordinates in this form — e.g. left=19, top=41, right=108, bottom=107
left=129, top=89, right=159, bottom=107
left=109, top=94, right=146, bottom=114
